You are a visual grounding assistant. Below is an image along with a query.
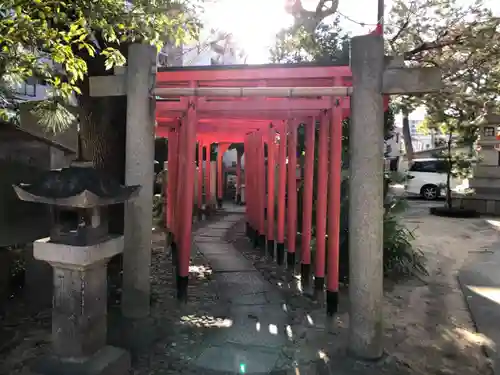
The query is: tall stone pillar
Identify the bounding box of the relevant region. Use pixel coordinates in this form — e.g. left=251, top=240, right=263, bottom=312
left=348, top=34, right=385, bottom=359
left=122, top=43, right=156, bottom=319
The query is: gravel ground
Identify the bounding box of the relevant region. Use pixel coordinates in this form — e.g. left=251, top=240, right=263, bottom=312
left=1, top=206, right=497, bottom=375
left=0, top=217, right=225, bottom=375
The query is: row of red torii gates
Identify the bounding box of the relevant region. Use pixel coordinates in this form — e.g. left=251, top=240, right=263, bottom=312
left=155, top=60, right=388, bottom=314
left=88, top=30, right=439, bottom=360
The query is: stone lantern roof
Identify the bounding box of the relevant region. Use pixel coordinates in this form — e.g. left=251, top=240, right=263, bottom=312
left=13, top=160, right=140, bottom=208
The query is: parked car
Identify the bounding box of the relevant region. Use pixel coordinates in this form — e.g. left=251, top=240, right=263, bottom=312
left=404, top=158, right=459, bottom=200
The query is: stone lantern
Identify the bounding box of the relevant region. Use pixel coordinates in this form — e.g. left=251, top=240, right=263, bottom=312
left=456, top=106, right=500, bottom=215
left=13, top=160, right=139, bottom=375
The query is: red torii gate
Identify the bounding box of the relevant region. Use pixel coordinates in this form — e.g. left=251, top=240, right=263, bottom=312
left=155, top=63, right=387, bottom=314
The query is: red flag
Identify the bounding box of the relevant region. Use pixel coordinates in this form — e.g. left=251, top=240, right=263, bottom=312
left=371, top=23, right=383, bottom=35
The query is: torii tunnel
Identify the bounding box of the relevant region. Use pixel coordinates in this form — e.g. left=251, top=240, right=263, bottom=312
left=154, top=63, right=388, bottom=315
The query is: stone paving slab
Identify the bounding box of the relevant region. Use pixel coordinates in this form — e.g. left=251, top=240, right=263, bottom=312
left=191, top=237, right=222, bottom=243
left=226, top=293, right=270, bottom=305
left=204, top=253, right=256, bottom=272
left=196, top=233, right=228, bottom=238
left=229, top=304, right=288, bottom=324
left=193, top=344, right=280, bottom=374
left=204, top=223, right=236, bottom=229
left=458, top=249, right=500, bottom=373
left=196, top=229, right=228, bottom=236
left=205, top=319, right=286, bottom=348
left=215, top=271, right=274, bottom=294
left=217, top=214, right=244, bottom=222
left=196, top=243, right=235, bottom=255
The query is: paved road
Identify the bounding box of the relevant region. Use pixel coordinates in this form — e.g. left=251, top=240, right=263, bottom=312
left=389, top=184, right=443, bottom=217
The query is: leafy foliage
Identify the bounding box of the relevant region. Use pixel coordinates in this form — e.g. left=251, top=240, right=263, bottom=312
left=0, top=0, right=203, bottom=130
left=270, top=20, right=349, bottom=64
left=422, top=117, right=475, bottom=207
left=383, top=196, right=427, bottom=277
left=386, top=0, right=500, bottom=156
left=272, top=1, right=425, bottom=280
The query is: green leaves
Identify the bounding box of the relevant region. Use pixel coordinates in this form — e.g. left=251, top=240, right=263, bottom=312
left=387, top=0, right=500, bottom=144
left=0, top=0, right=204, bottom=131
left=101, top=48, right=126, bottom=71
left=270, top=17, right=350, bottom=65
left=30, top=100, right=77, bottom=134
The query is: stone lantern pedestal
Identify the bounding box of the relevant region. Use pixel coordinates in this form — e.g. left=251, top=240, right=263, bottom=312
left=32, top=236, right=130, bottom=375
left=455, top=110, right=500, bottom=215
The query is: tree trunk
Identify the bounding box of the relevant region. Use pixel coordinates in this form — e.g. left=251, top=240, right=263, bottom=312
left=401, top=108, right=414, bottom=165
left=76, top=48, right=129, bottom=304
left=77, top=48, right=129, bottom=234
left=446, top=132, right=453, bottom=209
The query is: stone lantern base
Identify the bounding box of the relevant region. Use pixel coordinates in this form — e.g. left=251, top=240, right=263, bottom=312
left=453, top=195, right=500, bottom=216
left=31, top=236, right=130, bottom=375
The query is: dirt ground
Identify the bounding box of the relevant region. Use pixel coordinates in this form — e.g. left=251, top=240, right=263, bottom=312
left=380, top=203, right=499, bottom=375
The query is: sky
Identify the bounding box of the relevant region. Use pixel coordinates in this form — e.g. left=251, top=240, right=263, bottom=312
left=201, top=0, right=499, bottom=124
left=202, top=0, right=500, bottom=64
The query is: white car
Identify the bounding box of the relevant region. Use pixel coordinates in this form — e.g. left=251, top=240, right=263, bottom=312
left=405, top=158, right=459, bottom=200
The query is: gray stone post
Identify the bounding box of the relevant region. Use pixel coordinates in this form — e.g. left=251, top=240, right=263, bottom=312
left=348, top=34, right=385, bottom=359
left=32, top=237, right=130, bottom=375
left=122, top=44, right=156, bottom=319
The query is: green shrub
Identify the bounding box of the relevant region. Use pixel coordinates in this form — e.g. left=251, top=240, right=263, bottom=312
left=309, top=178, right=426, bottom=283
left=382, top=196, right=427, bottom=277
left=152, top=194, right=165, bottom=228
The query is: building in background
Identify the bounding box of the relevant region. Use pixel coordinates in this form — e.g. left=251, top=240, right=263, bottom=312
left=385, top=128, right=403, bottom=171
left=158, top=30, right=247, bottom=68
left=408, top=119, right=437, bottom=151
left=396, top=115, right=449, bottom=153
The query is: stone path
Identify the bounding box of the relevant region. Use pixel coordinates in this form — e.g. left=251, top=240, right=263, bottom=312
left=458, top=234, right=500, bottom=375
left=191, top=210, right=294, bottom=374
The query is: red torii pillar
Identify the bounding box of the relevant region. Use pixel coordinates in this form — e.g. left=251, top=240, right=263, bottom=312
left=204, top=143, right=212, bottom=209
left=176, top=99, right=197, bottom=301
left=197, top=141, right=204, bottom=218
left=276, top=121, right=288, bottom=265
left=166, top=129, right=178, bottom=235
left=216, top=143, right=230, bottom=208
left=235, top=148, right=243, bottom=204
left=266, top=124, right=276, bottom=259
left=171, top=119, right=187, bottom=269
left=286, top=121, right=298, bottom=269
left=314, top=111, right=330, bottom=292
left=244, top=137, right=252, bottom=236
left=249, top=133, right=259, bottom=247
left=257, top=132, right=266, bottom=250
left=327, top=101, right=343, bottom=315
left=301, top=117, right=316, bottom=286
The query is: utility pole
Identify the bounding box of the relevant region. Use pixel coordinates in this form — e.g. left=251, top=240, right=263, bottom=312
left=378, top=0, right=384, bottom=28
